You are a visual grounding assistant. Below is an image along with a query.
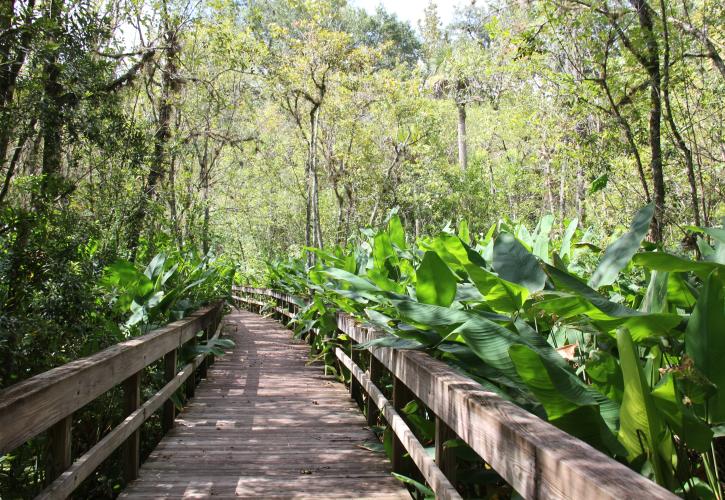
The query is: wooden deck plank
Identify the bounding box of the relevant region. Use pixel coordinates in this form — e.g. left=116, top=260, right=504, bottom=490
left=121, top=309, right=409, bottom=499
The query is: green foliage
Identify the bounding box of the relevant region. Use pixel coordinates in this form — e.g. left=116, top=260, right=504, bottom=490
left=262, top=206, right=725, bottom=496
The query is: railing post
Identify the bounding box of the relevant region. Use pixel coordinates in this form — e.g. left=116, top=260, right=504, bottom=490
left=122, top=371, right=141, bottom=482
left=435, top=416, right=457, bottom=487
left=367, top=353, right=382, bottom=426
left=48, top=415, right=72, bottom=481
left=186, top=335, right=197, bottom=400
left=350, top=339, right=362, bottom=407
left=392, top=375, right=415, bottom=476
left=162, top=349, right=177, bottom=433
left=199, top=327, right=209, bottom=379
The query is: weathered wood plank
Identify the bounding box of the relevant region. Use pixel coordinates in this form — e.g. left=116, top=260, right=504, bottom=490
left=336, top=314, right=678, bottom=500
left=336, top=347, right=461, bottom=500
left=37, top=351, right=207, bottom=500
left=121, top=309, right=408, bottom=499
left=0, top=303, right=221, bottom=455
left=122, top=371, right=141, bottom=483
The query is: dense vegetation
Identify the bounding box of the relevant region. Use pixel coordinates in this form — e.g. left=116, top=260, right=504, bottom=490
left=0, top=0, right=723, bottom=497
left=261, top=207, right=725, bottom=498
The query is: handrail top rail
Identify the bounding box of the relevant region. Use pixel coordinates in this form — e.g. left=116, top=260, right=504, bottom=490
left=0, top=301, right=223, bottom=455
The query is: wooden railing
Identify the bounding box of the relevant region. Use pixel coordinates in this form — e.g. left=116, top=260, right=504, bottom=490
left=0, top=301, right=224, bottom=500
left=232, top=286, right=678, bottom=500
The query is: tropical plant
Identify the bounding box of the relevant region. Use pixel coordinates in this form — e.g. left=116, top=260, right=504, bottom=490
left=261, top=207, right=725, bottom=498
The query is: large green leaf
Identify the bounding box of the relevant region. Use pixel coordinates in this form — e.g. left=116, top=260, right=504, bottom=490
left=633, top=252, right=725, bottom=279
left=542, top=265, right=681, bottom=339
left=415, top=251, right=457, bottom=307
left=685, top=269, right=725, bottom=423
left=589, top=204, right=654, bottom=289
left=388, top=214, right=406, bottom=250
left=651, top=373, right=713, bottom=452
left=586, top=351, right=624, bottom=404
left=454, top=316, right=619, bottom=431
left=532, top=214, right=554, bottom=264
left=509, top=344, right=623, bottom=455
left=426, top=234, right=527, bottom=312
left=640, top=271, right=669, bottom=313
left=617, top=328, right=674, bottom=487
left=559, top=218, right=578, bottom=262
left=493, top=233, right=546, bottom=293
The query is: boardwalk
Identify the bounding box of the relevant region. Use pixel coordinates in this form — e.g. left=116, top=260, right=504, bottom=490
left=121, top=309, right=409, bottom=499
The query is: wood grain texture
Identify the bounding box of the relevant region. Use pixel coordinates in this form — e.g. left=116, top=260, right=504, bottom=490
left=121, top=309, right=409, bottom=500
left=336, top=348, right=461, bottom=500
left=335, top=314, right=679, bottom=500
left=0, top=303, right=222, bottom=455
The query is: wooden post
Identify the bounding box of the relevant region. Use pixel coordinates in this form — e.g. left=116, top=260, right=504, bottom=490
left=122, top=371, right=141, bottom=482
left=162, top=349, right=177, bottom=433
left=350, top=339, right=362, bottom=407
left=435, top=416, right=457, bottom=487
left=186, top=336, right=197, bottom=400
left=48, top=415, right=72, bottom=481
left=392, top=375, right=415, bottom=476
left=199, top=327, right=209, bottom=379
left=367, top=353, right=382, bottom=426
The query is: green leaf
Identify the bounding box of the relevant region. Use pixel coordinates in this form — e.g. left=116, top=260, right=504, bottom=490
left=392, top=473, right=434, bottom=499
left=532, top=214, right=554, bottom=264
left=633, top=252, right=725, bottom=279
left=509, top=344, right=624, bottom=455
left=651, top=373, right=713, bottom=452
left=685, top=269, right=725, bottom=423
left=617, top=328, right=674, bottom=487
left=415, top=251, right=457, bottom=307
left=493, top=232, right=546, bottom=293
left=640, top=271, right=669, bottom=313
left=457, top=220, right=470, bottom=243
left=586, top=351, right=624, bottom=404
left=589, top=204, right=654, bottom=289
left=388, top=214, right=406, bottom=250
left=560, top=218, right=578, bottom=262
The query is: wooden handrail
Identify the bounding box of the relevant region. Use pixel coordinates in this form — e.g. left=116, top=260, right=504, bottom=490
left=0, top=301, right=224, bottom=499
left=232, top=286, right=678, bottom=500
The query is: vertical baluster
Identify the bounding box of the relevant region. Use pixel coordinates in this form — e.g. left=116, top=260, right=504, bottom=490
left=162, top=349, right=177, bottom=433
left=48, top=415, right=72, bottom=482
left=199, top=326, right=209, bottom=379
left=366, top=353, right=382, bottom=426
left=435, top=416, right=457, bottom=487
left=122, top=371, right=141, bottom=482
left=349, top=339, right=362, bottom=407
left=186, top=334, right=197, bottom=399
left=392, top=375, right=415, bottom=476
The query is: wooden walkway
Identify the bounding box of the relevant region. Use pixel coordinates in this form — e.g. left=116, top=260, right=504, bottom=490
left=120, top=309, right=409, bottom=499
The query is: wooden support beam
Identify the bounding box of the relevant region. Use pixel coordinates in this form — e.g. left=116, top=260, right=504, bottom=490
left=186, top=337, right=196, bottom=400
left=162, top=350, right=177, bottom=433
left=199, top=328, right=209, bottom=379
left=0, top=303, right=220, bottom=455
left=392, top=371, right=415, bottom=477
left=350, top=340, right=362, bottom=407
left=48, top=415, right=72, bottom=481
left=367, top=354, right=382, bottom=427
left=336, top=347, right=461, bottom=500
left=435, top=416, right=457, bottom=486
left=122, top=371, right=141, bottom=482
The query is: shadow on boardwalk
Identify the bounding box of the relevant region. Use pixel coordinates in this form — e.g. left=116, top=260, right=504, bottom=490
left=120, top=309, right=409, bottom=499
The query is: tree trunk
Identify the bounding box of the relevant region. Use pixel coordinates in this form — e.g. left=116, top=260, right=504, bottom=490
left=128, top=10, right=178, bottom=259
left=39, top=0, right=63, bottom=203
left=456, top=102, right=467, bottom=171
left=630, top=0, right=665, bottom=241
left=659, top=0, right=700, bottom=226
left=576, top=163, right=586, bottom=224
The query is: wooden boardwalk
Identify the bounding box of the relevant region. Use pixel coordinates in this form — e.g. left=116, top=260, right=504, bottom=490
left=120, top=309, right=409, bottom=499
